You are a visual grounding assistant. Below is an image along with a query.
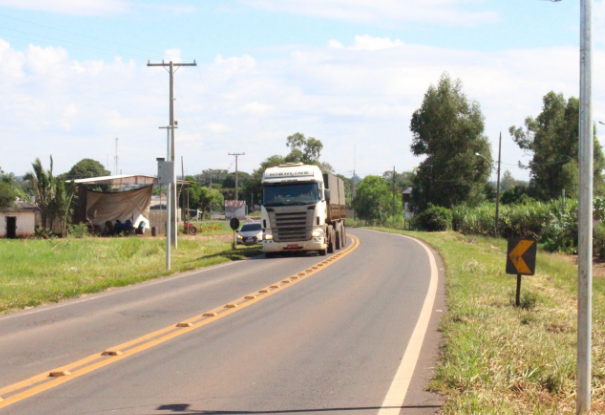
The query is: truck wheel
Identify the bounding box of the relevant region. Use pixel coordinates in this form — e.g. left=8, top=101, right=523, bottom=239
left=342, top=225, right=346, bottom=247
left=318, top=249, right=327, bottom=256
left=335, top=227, right=341, bottom=250
left=327, top=225, right=334, bottom=253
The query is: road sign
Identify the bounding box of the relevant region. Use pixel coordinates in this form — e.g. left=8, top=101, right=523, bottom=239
left=506, top=238, right=536, bottom=276
left=230, top=217, right=240, bottom=231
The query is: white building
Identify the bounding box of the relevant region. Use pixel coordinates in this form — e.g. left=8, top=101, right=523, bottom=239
left=0, top=200, right=38, bottom=238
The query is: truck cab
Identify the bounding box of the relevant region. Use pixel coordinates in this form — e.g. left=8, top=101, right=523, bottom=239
left=261, top=163, right=345, bottom=257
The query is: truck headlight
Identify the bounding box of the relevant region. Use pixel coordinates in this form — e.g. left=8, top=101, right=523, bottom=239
left=263, top=233, right=273, bottom=240
left=312, top=229, right=324, bottom=237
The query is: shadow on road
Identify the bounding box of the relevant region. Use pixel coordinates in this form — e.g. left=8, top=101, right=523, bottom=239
left=154, top=404, right=441, bottom=413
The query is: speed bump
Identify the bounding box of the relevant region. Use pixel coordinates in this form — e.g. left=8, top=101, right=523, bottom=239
left=101, top=350, right=123, bottom=356
left=224, top=304, right=238, bottom=309
left=244, top=295, right=257, bottom=299
left=49, top=371, right=71, bottom=377
left=203, top=312, right=217, bottom=317
left=176, top=322, right=193, bottom=328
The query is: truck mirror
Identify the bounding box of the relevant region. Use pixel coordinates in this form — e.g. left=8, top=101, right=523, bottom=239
left=324, top=189, right=331, bottom=202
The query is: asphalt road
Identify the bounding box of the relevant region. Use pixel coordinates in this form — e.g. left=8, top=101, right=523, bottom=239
left=0, top=229, right=446, bottom=415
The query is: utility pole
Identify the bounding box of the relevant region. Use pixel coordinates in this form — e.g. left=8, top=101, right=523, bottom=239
left=148, top=59, right=197, bottom=248
left=114, top=137, right=119, bottom=176
left=159, top=125, right=177, bottom=246
left=577, top=0, right=593, bottom=412
left=495, top=132, right=502, bottom=237
left=392, top=166, right=396, bottom=218
left=228, top=153, right=245, bottom=201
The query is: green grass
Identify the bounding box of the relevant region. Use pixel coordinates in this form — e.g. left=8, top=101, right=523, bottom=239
left=0, top=236, right=261, bottom=314
left=369, top=227, right=605, bottom=414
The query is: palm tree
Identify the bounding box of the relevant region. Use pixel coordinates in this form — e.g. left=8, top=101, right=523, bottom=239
left=25, top=156, right=76, bottom=234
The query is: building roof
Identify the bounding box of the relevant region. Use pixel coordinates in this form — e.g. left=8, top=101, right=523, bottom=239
left=72, top=175, right=191, bottom=185
left=402, top=187, right=413, bottom=195
left=0, top=200, right=39, bottom=212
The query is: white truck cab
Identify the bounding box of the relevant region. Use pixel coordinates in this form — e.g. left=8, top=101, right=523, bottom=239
left=261, top=163, right=346, bottom=257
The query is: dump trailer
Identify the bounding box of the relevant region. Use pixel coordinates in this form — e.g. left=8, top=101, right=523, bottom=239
left=260, top=163, right=347, bottom=257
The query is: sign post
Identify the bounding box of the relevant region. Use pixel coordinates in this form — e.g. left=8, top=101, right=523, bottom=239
left=506, top=238, right=537, bottom=306
left=230, top=217, right=240, bottom=250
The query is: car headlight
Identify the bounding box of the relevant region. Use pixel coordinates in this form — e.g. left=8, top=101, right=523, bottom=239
left=312, top=229, right=324, bottom=237
left=257, top=233, right=262, bottom=239
left=238, top=235, right=243, bottom=239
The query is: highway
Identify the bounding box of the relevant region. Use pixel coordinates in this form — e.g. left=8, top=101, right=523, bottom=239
left=0, top=229, right=445, bottom=415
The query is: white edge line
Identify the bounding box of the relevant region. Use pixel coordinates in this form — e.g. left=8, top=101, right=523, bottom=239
left=376, top=232, right=439, bottom=414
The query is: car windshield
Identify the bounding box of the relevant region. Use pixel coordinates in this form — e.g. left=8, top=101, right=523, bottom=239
left=263, top=182, right=320, bottom=206
left=240, top=223, right=261, bottom=232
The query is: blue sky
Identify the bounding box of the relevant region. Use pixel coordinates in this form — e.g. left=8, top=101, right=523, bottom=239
left=0, top=0, right=603, bottom=180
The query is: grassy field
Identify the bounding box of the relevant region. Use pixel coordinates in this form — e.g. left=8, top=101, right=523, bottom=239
left=0, top=235, right=261, bottom=314
left=370, top=228, right=605, bottom=414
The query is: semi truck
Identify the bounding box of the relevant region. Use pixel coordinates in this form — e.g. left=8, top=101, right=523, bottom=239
left=260, top=163, right=347, bottom=257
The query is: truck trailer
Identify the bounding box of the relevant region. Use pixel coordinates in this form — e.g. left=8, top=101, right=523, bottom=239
left=260, top=163, right=347, bottom=257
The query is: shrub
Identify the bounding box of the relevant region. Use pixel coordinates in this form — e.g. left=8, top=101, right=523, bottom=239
left=68, top=223, right=90, bottom=239
left=413, top=205, right=451, bottom=232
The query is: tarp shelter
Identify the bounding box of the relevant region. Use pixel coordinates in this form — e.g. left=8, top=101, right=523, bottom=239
left=73, top=175, right=157, bottom=233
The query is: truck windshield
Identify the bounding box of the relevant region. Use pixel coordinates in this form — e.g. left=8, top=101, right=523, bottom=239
left=263, top=182, right=320, bottom=206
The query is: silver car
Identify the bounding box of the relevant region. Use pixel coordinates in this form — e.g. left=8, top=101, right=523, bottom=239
left=237, top=222, right=263, bottom=245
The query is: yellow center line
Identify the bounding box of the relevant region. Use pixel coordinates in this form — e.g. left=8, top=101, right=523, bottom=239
left=0, top=235, right=360, bottom=410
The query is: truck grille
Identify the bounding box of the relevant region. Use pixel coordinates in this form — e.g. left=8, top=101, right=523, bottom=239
left=268, top=208, right=313, bottom=242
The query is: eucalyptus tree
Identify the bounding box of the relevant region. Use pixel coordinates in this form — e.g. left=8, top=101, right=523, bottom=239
left=410, top=73, right=492, bottom=210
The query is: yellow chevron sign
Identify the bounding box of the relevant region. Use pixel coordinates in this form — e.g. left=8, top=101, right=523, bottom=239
left=506, top=238, right=536, bottom=275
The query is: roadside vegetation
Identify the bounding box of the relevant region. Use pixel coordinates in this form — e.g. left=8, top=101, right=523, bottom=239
left=366, top=227, right=605, bottom=414
left=0, top=236, right=261, bottom=314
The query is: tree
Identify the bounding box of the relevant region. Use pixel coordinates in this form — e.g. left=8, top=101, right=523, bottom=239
left=285, top=133, right=323, bottom=164
left=500, top=170, right=527, bottom=192
left=509, top=91, right=605, bottom=200
left=197, top=187, right=224, bottom=219
left=25, top=156, right=75, bottom=233
left=62, top=158, right=110, bottom=180
left=410, top=73, right=492, bottom=210
left=194, top=169, right=228, bottom=187
left=353, top=176, right=401, bottom=223
left=0, top=166, right=17, bottom=207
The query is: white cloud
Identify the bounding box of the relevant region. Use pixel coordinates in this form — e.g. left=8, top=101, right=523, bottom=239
left=241, top=102, right=274, bottom=115
left=329, top=35, right=404, bottom=51
left=0, top=0, right=129, bottom=15
left=2, top=36, right=604, bottom=183
left=241, top=0, right=498, bottom=26
left=164, top=49, right=182, bottom=63
left=208, top=122, right=231, bottom=133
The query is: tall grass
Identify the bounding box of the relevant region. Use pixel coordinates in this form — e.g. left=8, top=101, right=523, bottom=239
left=0, top=237, right=261, bottom=313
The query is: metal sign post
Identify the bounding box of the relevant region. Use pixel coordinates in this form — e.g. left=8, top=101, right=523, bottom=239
left=158, top=158, right=174, bottom=270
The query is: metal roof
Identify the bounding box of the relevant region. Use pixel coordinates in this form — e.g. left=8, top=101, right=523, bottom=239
left=72, top=175, right=191, bottom=185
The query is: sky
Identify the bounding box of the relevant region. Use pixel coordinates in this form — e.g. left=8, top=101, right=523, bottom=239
left=1, top=0, right=604, bottom=181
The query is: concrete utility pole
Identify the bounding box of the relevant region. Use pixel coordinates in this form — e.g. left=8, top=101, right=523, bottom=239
left=577, top=0, right=593, bottom=413
left=392, top=166, right=396, bottom=218
left=228, top=153, right=245, bottom=201
left=148, top=59, right=197, bottom=248
left=114, top=137, right=119, bottom=176
left=495, top=132, right=502, bottom=237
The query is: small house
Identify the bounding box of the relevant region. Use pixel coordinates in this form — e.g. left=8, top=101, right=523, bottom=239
left=0, top=200, right=38, bottom=238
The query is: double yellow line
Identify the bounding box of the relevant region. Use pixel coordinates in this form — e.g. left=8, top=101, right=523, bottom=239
left=0, top=235, right=360, bottom=410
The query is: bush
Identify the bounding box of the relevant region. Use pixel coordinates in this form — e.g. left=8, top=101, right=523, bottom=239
left=413, top=205, right=451, bottom=232
left=68, top=223, right=90, bottom=239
